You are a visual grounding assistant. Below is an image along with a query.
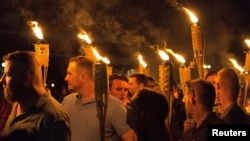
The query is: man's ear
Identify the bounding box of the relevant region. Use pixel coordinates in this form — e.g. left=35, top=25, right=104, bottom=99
left=80, top=72, right=88, bottom=83
left=191, top=96, right=196, bottom=105
left=216, top=82, right=220, bottom=89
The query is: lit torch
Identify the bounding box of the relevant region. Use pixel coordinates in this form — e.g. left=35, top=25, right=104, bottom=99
left=28, top=21, right=49, bottom=86
left=165, top=49, right=191, bottom=91
left=158, top=50, right=173, bottom=129
left=183, top=7, right=204, bottom=78
left=92, top=48, right=112, bottom=76
left=93, top=48, right=109, bottom=141
left=138, top=54, right=149, bottom=76
left=243, top=39, right=250, bottom=112
left=78, top=30, right=98, bottom=62
left=229, top=58, right=245, bottom=108
left=229, top=58, right=244, bottom=73
left=244, top=39, right=250, bottom=72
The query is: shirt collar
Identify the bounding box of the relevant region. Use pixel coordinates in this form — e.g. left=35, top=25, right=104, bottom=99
left=76, top=93, right=95, bottom=105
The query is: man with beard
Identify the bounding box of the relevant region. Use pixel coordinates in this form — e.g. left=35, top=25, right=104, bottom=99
left=0, top=51, right=70, bottom=141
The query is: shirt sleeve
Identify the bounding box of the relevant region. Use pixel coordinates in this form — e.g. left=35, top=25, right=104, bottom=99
left=110, top=102, right=131, bottom=136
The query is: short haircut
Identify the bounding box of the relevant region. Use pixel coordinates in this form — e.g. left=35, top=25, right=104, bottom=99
left=147, top=77, right=155, bottom=82
left=205, top=70, right=217, bottom=80
left=3, top=51, right=39, bottom=75
left=129, top=73, right=147, bottom=86
left=2, top=51, right=43, bottom=86
left=187, top=78, right=216, bottom=111
left=108, top=73, right=128, bottom=88
left=217, top=68, right=240, bottom=100
left=69, top=56, right=94, bottom=79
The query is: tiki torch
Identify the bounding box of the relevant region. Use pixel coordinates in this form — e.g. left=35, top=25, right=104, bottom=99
left=165, top=49, right=191, bottom=91
left=106, top=64, right=113, bottom=78
left=78, top=30, right=113, bottom=77
left=229, top=58, right=244, bottom=73
left=183, top=8, right=204, bottom=78
left=138, top=54, right=149, bottom=76
left=93, top=48, right=109, bottom=141
left=158, top=50, right=174, bottom=128
left=244, top=39, right=250, bottom=72
left=78, top=30, right=98, bottom=62
left=243, top=39, right=250, bottom=112
left=28, top=21, right=49, bottom=86
left=229, top=58, right=245, bottom=108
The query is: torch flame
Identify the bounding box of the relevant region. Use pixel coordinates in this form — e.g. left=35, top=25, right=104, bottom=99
left=229, top=58, right=244, bottom=72
left=244, top=39, right=250, bottom=48
left=101, top=57, right=110, bottom=64
left=92, top=47, right=110, bottom=64
left=30, top=21, right=43, bottom=40
left=78, top=30, right=92, bottom=44
left=92, top=47, right=101, bottom=60
left=165, top=49, right=185, bottom=64
left=138, top=55, right=147, bottom=68
left=158, top=50, right=169, bottom=61
left=183, top=7, right=198, bottom=23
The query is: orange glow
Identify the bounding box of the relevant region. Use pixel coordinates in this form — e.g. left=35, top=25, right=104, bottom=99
left=77, top=30, right=92, bottom=44
left=165, top=49, right=185, bottom=63
left=138, top=55, right=147, bottom=68
left=30, top=21, right=43, bottom=39
left=101, top=57, right=110, bottom=64
left=244, top=39, right=250, bottom=48
left=183, top=7, right=198, bottom=23
left=92, top=47, right=110, bottom=64
left=229, top=58, right=244, bottom=72
left=158, top=50, right=169, bottom=61
left=203, top=64, right=211, bottom=69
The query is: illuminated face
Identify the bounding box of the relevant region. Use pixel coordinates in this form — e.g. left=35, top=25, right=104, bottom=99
left=109, top=79, right=128, bottom=102
left=146, top=80, right=155, bottom=90
left=128, top=77, right=142, bottom=95
left=64, top=62, right=83, bottom=93
left=214, top=76, right=221, bottom=105
left=182, top=84, right=195, bottom=119
left=0, top=61, right=26, bottom=102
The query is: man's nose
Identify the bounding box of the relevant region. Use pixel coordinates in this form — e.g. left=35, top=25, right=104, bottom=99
left=0, top=74, right=5, bottom=85
left=64, top=75, right=68, bottom=81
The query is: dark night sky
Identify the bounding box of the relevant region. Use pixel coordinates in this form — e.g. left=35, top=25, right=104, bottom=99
left=1, top=0, right=250, bottom=86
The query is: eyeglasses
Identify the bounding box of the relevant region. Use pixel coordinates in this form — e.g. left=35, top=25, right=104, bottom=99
left=185, top=81, right=196, bottom=97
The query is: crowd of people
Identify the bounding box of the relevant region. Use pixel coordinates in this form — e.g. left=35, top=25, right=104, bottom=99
left=0, top=50, right=250, bottom=141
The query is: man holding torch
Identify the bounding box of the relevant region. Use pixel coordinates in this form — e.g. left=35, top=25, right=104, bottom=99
left=61, top=56, right=136, bottom=141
